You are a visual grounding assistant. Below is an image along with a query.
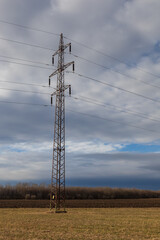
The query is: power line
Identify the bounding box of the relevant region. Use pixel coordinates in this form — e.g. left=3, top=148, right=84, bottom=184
left=65, top=36, right=160, bottom=79
left=0, top=54, right=53, bottom=66
left=0, top=87, right=51, bottom=95
left=0, top=19, right=60, bottom=36
left=1, top=60, right=159, bottom=106
left=1, top=80, right=160, bottom=123
left=0, top=79, right=56, bottom=89
left=0, top=59, right=54, bottom=70
left=0, top=36, right=55, bottom=51
left=71, top=53, right=160, bottom=90
left=0, top=35, right=159, bottom=89
left=1, top=53, right=160, bottom=91
left=1, top=84, right=160, bottom=124
left=69, top=95, right=160, bottom=124
left=72, top=71, right=160, bottom=105
left=0, top=18, right=159, bottom=79
left=78, top=96, right=160, bottom=120
left=0, top=98, right=159, bottom=135
left=67, top=108, right=160, bottom=135
left=0, top=99, right=50, bottom=107
left=2, top=57, right=160, bottom=106
left=0, top=20, right=158, bottom=133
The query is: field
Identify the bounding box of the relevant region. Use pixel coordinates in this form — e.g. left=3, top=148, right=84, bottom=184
left=0, top=208, right=160, bottom=240
left=1, top=198, right=160, bottom=208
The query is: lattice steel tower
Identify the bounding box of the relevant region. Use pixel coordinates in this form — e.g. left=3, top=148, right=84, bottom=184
left=49, top=33, right=74, bottom=212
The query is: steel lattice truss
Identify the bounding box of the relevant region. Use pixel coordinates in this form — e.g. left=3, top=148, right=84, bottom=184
left=49, top=33, right=74, bottom=212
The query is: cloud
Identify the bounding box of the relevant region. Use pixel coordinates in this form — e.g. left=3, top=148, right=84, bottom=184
left=66, top=140, right=124, bottom=154
left=66, top=152, right=160, bottom=181
left=0, top=151, right=51, bottom=181
left=1, top=147, right=160, bottom=188
left=0, top=0, right=160, bottom=187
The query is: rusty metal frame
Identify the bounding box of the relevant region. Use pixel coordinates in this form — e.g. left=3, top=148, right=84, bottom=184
left=49, top=33, right=74, bottom=213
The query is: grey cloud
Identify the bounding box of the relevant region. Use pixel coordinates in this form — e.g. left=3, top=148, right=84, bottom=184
left=75, top=152, right=160, bottom=162
left=66, top=152, right=160, bottom=180
left=0, top=0, right=51, bottom=24
left=0, top=93, right=54, bottom=144
left=0, top=0, right=160, bottom=186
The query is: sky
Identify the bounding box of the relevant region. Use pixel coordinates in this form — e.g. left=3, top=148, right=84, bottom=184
left=0, top=0, right=160, bottom=189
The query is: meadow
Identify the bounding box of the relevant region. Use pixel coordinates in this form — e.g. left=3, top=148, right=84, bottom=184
left=0, top=208, right=160, bottom=240
left=1, top=198, right=160, bottom=208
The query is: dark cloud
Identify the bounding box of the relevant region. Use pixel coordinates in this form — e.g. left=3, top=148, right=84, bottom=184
left=0, top=0, right=160, bottom=187
left=66, top=177, right=160, bottom=190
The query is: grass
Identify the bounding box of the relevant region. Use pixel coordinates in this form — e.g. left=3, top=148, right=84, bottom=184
left=0, top=208, right=160, bottom=240
left=1, top=198, right=160, bottom=208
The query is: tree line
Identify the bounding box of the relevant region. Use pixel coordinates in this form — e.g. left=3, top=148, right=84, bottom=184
left=0, top=183, right=159, bottom=200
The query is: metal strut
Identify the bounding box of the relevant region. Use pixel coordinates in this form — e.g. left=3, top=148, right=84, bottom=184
left=49, top=33, right=74, bottom=213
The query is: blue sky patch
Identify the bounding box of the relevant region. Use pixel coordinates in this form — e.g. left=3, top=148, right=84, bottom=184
left=120, top=144, right=160, bottom=153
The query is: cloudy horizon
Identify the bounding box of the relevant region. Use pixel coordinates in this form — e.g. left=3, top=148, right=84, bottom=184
left=0, top=0, right=160, bottom=190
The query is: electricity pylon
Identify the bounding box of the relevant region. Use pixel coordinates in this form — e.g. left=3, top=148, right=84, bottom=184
left=49, top=33, right=74, bottom=212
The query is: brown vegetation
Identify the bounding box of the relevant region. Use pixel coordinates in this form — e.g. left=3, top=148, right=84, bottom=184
left=1, top=198, right=160, bottom=208
left=1, top=208, right=160, bottom=240
left=0, top=183, right=160, bottom=200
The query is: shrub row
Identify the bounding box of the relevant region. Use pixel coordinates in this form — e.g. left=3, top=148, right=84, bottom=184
left=0, top=183, right=159, bottom=200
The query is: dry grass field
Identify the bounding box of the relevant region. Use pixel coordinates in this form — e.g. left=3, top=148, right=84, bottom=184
left=0, top=208, right=160, bottom=240
left=1, top=198, right=160, bottom=208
